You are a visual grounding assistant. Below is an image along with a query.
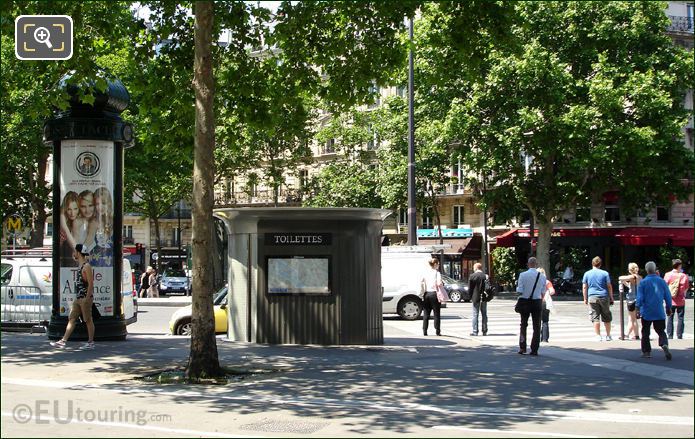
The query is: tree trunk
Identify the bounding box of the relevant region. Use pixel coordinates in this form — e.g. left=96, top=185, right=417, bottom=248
left=29, top=152, right=49, bottom=248
left=187, top=0, right=222, bottom=379
left=536, top=218, right=553, bottom=276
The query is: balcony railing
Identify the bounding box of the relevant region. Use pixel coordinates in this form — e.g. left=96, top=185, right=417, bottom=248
left=214, top=188, right=304, bottom=206
left=439, top=184, right=472, bottom=196
left=667, top=15, right=694, bottom=33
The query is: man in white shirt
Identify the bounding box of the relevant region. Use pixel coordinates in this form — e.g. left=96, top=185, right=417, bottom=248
left=516, top=257, right=547, bottom=356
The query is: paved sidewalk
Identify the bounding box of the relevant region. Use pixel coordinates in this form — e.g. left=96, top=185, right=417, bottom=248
left=2, top=322, right=693, bottom=437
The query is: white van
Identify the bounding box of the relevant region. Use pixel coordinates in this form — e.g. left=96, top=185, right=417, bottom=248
left=381, top=247, right=436, bottom=320
left=1, top=254, right=137, bottom=329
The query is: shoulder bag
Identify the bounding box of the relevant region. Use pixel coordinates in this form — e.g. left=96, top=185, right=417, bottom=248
left=515, top=272, right=541, bottom=314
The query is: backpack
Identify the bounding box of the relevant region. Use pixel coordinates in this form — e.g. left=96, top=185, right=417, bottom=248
left=483, top=278, right=498, bottom=302
left=668, top=274, right=682, bottom=299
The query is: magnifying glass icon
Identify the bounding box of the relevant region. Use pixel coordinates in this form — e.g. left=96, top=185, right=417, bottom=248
left=33, top=26, right=53, bottom=49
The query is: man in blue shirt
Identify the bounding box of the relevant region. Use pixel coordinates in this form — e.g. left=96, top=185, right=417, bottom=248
left=582, top=256, right=614, bottom=341
left=636, top=261, right=673, bottom=360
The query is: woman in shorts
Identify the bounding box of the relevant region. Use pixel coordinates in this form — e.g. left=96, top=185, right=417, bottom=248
left=619, top=263, right=642, bottom=340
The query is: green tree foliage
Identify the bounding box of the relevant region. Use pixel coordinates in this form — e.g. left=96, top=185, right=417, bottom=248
left=658, top=246, right=690, bottom=275
left=0, top=1, right=139, bottom=246
left=304, top=108, right=382, bottom=208
left=491, top=246, right=518, bottom=290
left=140, top=1, right=420, bottom=378
left=442, top=2, right=694, bottom=272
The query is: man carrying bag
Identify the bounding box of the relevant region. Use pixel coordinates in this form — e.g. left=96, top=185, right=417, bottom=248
left=515, top=257, right=546, bottom=356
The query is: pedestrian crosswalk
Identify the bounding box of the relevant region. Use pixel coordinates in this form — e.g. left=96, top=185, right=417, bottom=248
left=384, top=301, right=693, bottom=345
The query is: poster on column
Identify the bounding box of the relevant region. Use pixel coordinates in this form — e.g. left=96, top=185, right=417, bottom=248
left=59, top=140, right=115, bottom=317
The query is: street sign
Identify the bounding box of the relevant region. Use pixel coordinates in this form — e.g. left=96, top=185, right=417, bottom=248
left=152, top=252, right=158, bottom=261
left=4, top=214, right=23, bottom=235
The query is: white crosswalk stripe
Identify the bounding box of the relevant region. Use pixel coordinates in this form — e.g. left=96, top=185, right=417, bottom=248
left=386, top=301, right=693, bottom=345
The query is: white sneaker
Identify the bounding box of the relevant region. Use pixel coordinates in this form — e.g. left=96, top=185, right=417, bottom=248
left=50, top=339, right=66, bottom=348
left=596, top=335, right=604, bottom=342
left=81, top=342, right=95, bottom=349
left=605, top=335, right=613, bottom=341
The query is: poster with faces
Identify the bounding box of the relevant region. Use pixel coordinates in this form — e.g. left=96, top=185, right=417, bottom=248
left=58, top=140, right=115, bottom=317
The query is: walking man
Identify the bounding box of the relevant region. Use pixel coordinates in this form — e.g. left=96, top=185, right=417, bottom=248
left=516, top=257, right=546, bottom=356
left=468, top=263, right=487, bottom=336
left=664, top=259, right=689, bottom=340
left=636, top=261, right=673, bottom=360
left=582, top=256, right=614, bottom=341
left=50, top=244, right=95, bottom=349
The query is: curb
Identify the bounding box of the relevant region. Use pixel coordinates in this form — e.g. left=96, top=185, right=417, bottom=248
left=137, top=299, right=191, bottom=308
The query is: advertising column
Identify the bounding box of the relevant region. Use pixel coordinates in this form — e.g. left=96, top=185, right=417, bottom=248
left=45, top=73, right=133, bottom=341
left=58, top=140, right=115, bottom=318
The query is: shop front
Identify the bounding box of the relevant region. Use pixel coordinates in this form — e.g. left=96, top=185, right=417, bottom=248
left=495, top=226, right=694, bottom=279
left=417, top=228, right=482, bottom=280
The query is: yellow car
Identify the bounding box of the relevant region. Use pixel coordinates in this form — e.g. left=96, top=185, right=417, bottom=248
left=168, top=286, right=228, bottom=335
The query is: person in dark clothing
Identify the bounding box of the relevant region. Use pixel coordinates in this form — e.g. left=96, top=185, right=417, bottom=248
left=421, top=258, right=444, bottom=336
left=139, top=266, right=152, bottom=298
left=468, top=263, right=488, bottom=336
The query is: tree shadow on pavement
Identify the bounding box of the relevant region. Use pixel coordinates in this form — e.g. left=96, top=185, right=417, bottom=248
left=2, top=332, right=693, bottom=436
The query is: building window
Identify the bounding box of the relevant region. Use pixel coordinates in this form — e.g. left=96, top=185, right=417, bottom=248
left=396, top=85, right=406, bottom=98
left=451, top=160, right=464, bottom=192
left=322, top=138, right=335, bottom=155
left=453, top=205, right=465, bottom=226
left=368, top=83, right=381, bottom=108
left=422, top=207, right=434, bottom=229
left=366, top=126, right=379, bottom=150
left=46, top=223, right=53, bottom=237
left=656, top=205, right=670, bottom=222
left=604, top=204, right=620, bottom=222
left=123, top=225, right=133, bottom=239
left=398, top=208, right=408, bottom=226
left=173, top=228, right=182, bottom=246
left=575, top=206, right=590, bottom=223
left=299, top=170, right=309, bottom=190
left=519, top=209, right=531, bottom=225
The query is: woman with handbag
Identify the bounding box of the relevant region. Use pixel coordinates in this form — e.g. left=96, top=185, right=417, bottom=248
left=537, top=268, right=555, bottom=343
left=421, top=258, right=445, bottom=336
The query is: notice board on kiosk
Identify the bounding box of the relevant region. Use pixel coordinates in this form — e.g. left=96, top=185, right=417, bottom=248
left=266, top=255, right=331, bottom=295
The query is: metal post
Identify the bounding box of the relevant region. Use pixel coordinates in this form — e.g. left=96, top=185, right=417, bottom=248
left=177, top=205, right=182, bottom=267
left=619, top=283, right=625, bottom=340
left=482, top=177, right=489, bottom=274
left=407, top=17, right=417, bottom=246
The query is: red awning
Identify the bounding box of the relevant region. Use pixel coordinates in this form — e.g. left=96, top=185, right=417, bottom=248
left=495, top=229, right=518, bottom=247
left=495, top=227, right=621, bottom=247
left=616, top=227, right=694, bottom=247
left=420, top=236, right=482, bottom=259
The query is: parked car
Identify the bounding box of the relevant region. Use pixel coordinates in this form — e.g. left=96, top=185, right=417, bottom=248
left=442, top=274, right=470, bottom=303
left=159, top=267, right=191, bottom=296
left=168, top=286, right=228, bottom=335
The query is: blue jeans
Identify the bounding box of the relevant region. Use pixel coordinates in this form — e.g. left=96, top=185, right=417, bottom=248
left=667, top=306, right=685, bottom=339
left=472, top=301, right=488, bottom=334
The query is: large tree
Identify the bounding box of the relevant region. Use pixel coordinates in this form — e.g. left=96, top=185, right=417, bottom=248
left=443, top=1, right=694, bottom=272
left=141, top=1, right=420, bottom=378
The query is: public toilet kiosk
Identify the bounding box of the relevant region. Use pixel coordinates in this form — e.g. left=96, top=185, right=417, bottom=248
left=214, top=208, right=390, bottom=345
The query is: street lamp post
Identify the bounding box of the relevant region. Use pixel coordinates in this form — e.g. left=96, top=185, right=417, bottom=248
left=482, top=177, right=489, bottom=274
left=407, top=16, right=417, bottom=246
left=176, top=205, right=182, bottom=268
